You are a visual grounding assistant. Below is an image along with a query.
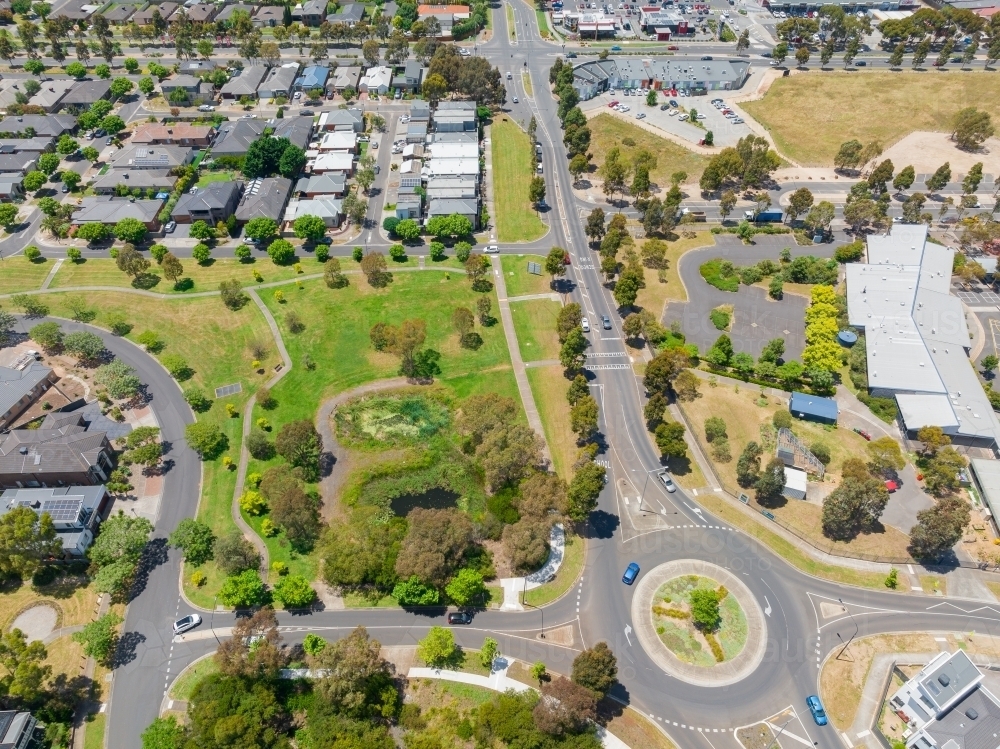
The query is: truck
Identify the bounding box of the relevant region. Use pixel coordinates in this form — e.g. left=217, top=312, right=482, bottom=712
left=744, top=209, right=783, bottom=223
left=680, top=208, right=706, bottom=222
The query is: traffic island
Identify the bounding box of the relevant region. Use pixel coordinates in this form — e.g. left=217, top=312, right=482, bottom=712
left=631, top=560, right=767, bottom=687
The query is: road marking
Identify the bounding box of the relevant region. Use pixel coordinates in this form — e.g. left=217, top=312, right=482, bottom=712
left=763, top=596, right=772, bottom=617
left=624, top=496, right=630, bottom=505
left=624, top=624, right=632, bottom=646
left=856, top=730, right=871, bottom=739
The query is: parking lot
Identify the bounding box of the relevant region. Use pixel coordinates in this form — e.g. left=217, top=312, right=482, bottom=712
left=594, top=88, right=753, bottom=147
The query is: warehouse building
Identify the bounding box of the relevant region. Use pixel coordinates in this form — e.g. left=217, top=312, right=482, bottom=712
left=572, top=56, right=752, bottom=100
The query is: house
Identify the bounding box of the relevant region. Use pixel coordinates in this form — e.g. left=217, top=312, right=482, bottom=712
left=50, top=0, right=96, bottom=20
left=0, top=114, right=77, bottom=138
left=417, top=3, right=469, bottom=37
left=406, top=121, right=428, bottom=143
left=431, top=130, right=477, bottom=143
left=0, top=711, right=38, bottom=749
left=891, top=650, right=1000, bottom=749
left=359, top=65, right=393, bottom=95
left=317, top=108, right=363, bottom=132
left=401, top=144, right=423, bottom=160
left=0, top=154, right=38, bottom=174
left=781, top=466, right=807, bottom=500
left=0, top=363, right=57, bottom=431
left=101, top=4, right=136, bottom=22
left=427, top=198, right=478, bottom=229
left=333, top=3, right=364, bottom=25
left=61, top=79, right=112, bottom=109
left=220, top=64, right=268, bottom=99
left=328, top=66, right=362, bottom=94
left=410, top=100, right=430, bottom=122
left=318, top=131, right=357, bottom=153
left=110, top=144, right=194, bottom=171
left=426, top=157, right=479, bottom=178
left=72, top=196, right=165, bottom=230
left=295, top=65, right=330, bottom=93
left=271, top=117, right=313, bottom=150
left=0, top=137, right=54, bottom=153
left=309, top=152, right=354, bottom=175
left=178, top=60, right=223, bottom=75
left=0, top=175, right=24, bottom=201
left=185, top=2, right=217, bottom=22
left=426, top=141, right=478, bottom=160
left=0, top=82, right=27, bottom=111
left=131, top=122, right=216, bottom=146
left=235, top=177, right=293, bottom=223
left=846, top=223, right=1000, bottom=448
left=571, top=56, right=752, bottom=100
left=297, top=0, right=328, bottom=25
left=396, top=61, right=424, bottom=91
left=0, top=486, right=110, bottom=555
left=216, top=2, right=254, bottom=22
left=211, top=119, right=265, bottom=157
left=284, top=196, right=343, bottom=227
left=132, top=2, right=178, bottom=25
left=433, top=103, right=476, bottom=132
left=0, top=412, right=114, bottom=489
left=29, top=80, right=76, bottom=113
left=171, top=181, right=242, bottom=224
left=381, top=1, right=398, bottom=19
left=788, top=392, right=838, bottom=425
left=161, top=75, right=214, bottom=105
left=395, top=194, right=421, bottom=219
left=426, top=175, right=478, bottom=200
left=258, top=64, right=300, bottom=100
left=91, top=169, right=178, bottom=195
left=295, top=173, right=346, bottom=197
left=253, top=4, right=284, bottom=26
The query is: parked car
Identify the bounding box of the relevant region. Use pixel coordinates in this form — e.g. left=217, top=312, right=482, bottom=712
left=164, top=221, right=176, bottom=233
left=701, top=55, right=713, bottom=60
left=61, top=183, right=69, bottom=193
left=172, top=614, right=202, bottom=635
left=293, top=91, right=302, bottom=99
left=667, top=44, right=679, bottom=50
left=622, top=562, right=640, bottom=585
left=660, top=104, right=670, bottom=110
left=198, top=104, right=215, bottom=112
left=806, top=696, right=828, bottom=726
left=635, top=112, right=646, bottom=119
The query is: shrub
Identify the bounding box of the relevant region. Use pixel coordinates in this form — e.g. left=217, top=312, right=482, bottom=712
left=272, top=574, right=316, bottom=609
left=239, top=490, right=268, bottom=516
left=810, top=442, right=831, bottom=465
left=184, top=421, right=227, bottom=459
left=709, top=308, right=730, bottom=330
left=218, top=569, right=268, bottom=608
left=700, top=259, right=739, bottom=292
left=191, top=244, right=211, bottom=264
left=246, top=430, right=274, bottom=460
left=772, top=410, right=792, bottom=429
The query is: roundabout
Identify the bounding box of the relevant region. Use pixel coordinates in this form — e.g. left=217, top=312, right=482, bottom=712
left=631, top=559, right=768, bottom=688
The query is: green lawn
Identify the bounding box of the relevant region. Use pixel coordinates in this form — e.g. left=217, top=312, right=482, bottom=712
left=526, top=365, right=576, bottom=482
left=169, top=657, right=219, bottom=701
left=500, top=254, right=551, bottom=297
left=196, top=170, right=236, bottom=187
left=524, top=532, right=584, bottom=606
left=0, top=257, right=52, bottom=294
left=510, top=299, right=561, bottom=362
left=49, top=256, right=318, bottom=293
left=491, top=116, right=547, bottom=243
left=83, top=713, right=105, bottom=749
left=506, top=3, right=515, bottom=38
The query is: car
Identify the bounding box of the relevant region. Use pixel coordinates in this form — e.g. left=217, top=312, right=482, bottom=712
left=608, top=100, right=619, bottom=107
left=293, top=91, right=302, bottom=99
left=611, top=45, right=622, bottom=50
left=601, top=315, right=612, bottom=330
left=484, top=244, right=500, bottom=254
left=165, top=221, right=176, bottom=233
left=806, top=695, right=828, bottom=726
left=659, top=472, right=676, bottom=492
left=25, top=349, right=40, bottom=360
left=582, top=317, right=591, bottom=332
left=399, top=115, right=410, bottom=123
left=761, top=52, right=772, bottom=58
left=242, top=113, right=257, bottom=119
left=667, top=44, right=679, bottom=50
left=668, top=109, right=677, bottom=116
left=374, top=164, right=380, bottom=174
left=660, top=103, right=670, bottom=110
left=635, top=112, right=645, bottom=119
left=394, top=89, right=402, bottom=99
left=106, top=137, right=113, bottom=145
left=243, top=236, right=258, bottom=245
left=93, top=128, right=106, bottom=138
left=506, top=71, right=513, bottom=79
left=733, top=118, right=744, bottom=124
left=448, top=611, right=473, bottom=624
left=622, top=562, right=640, bottom=585
left=172, top=614, right=202, bottom=635
left=669, top=99, right=678, bottom=107
left=701, top=55, right=713, bottom=60
left=567, top=52, right=577, bottom=58
left=459, top=48, right=471, bottom=56
left=198, top=104, right=215, bottom=112
left=371, top=140, right=378, bottom=148
left=317, top=236, right=333, bottom=244
left=855, top=60, right=867, bottom=66
left=696, top=113, right=706, bottom=119
left=299, top=109, right=313, bottom=116
left=678, top=113, right=688, bottom=121
left=512, top=96, right=519, bottom=103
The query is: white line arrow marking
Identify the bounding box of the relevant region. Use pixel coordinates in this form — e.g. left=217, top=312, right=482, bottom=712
left=764, top=596, right=772, bottom=617
left=624, top=624, right=633, bottom=646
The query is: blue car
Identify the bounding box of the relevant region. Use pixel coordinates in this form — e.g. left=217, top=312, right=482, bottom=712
left=622, top=562, right=640, bottom=585
left=806, top=695, right=828, bottom=726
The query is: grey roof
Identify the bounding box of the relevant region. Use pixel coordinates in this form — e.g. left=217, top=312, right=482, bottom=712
left=330, top=66, right=362, bottom=89
left=235, top=177, right=292, bottom=222
left=216, top=2, right=253, bottom=20
left=926, top=687, right=1000, bottom=749
left=61, top=79, right=112, bottom=107
left=0, top=137, right=55, bottom=153
left=0, top=363, right=52, bottom=421
left=0, top=712, right=35, bottom=749
left=259, top=64, right=299, bottom=95
left=920, top=651, right=982, bottom=713
left=436, top=100, right=477, bottom=111
left=336, top=3, right=364, bottom=21
left=254, top=5, right=284, bottom=22
left=0, top=178, right=22, bottom=196
left=0, top=114, right=77, bottom=137
left=211, top=118, right=266, bottom=155
left=101, top=4, right=136, bottom=21
left=410, top=100, right=430, bottom=120
left=970, top=458, right=1000, bottom=526
left=271, top=117, right=313, bottom=150
left=2, top=485, right=107, bottom=528
left=428, top=198, right=478, bottom=216
left=431, top=131, right=477, bottom=143
left=0, top=154, right=36, bottom=173
left=161, top=74, right=202, bottom=91
left=401, top=60, right=423, bottom=83
left=382, top=1, right=398, bottom=16
left=172, top=180, right=241, bottom=216
left=220, top=64, right=268, bottom=97
left=320, top=108, right=363, bottom=127
left=91, top=169, right=177, bottom=192
left=52, top=401, right=132, bottom=441
left=0, top=419, right=110, bottom=479
left=73, top=196, right=164, bottom=224
left=110, top=144, right=193, bottom=170
left=602, top=56, right=751, bottom=84
left=300, top=0, right=327, bottom=15
left=295, top=173, right=346, bottom=194
left=30, top=80, right=75, bottom=110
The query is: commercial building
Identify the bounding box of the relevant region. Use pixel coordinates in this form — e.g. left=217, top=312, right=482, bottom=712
left=560, top=11, right=617, bottom=36
left=637, top=7, right=689, bottom=36
left=235, top=177, right=292, bottom=223
left=0, top=363, right=57, bottom=431
left=571, top=56, right=752, bottom=100
left=788, top=392, right=838, bottom=425
left=171, top=181, right=242, bottom=224
left=0, top=412, right=114, bottom=489
left=0, top=486, right=110, bottom=555
left=969, top=458, right=1000, bottom=532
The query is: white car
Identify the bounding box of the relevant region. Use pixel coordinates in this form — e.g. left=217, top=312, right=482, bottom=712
left=460, top=48, right=471, bottom=56
left=582, top=317, right=591, bottom=333
left=669, top=109, right=677, bottom=116
left=678, top=113, right=689, bottom=121
left=696, top=113, right=706, bottom=120
left=635, top=112, right=646, bottom=119
left=293, top=91, right=302, bottom=99
left=371, top=140, right=378, bottom=148
left=400, top=115, right=410, bottom=123
left=484, top=245, right=500, bottom=254
left=512, top=96, right=518, bottom=103
left=173, top=614, right=202, bottom=635
left=659, top=473, right=677, bottom=493
left=198, top=104, right=215, bottom=112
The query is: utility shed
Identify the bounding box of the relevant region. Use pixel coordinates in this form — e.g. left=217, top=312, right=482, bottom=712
left=782, top=466, right=808, bottom=500
left=789, top=391, right=838, bottom=425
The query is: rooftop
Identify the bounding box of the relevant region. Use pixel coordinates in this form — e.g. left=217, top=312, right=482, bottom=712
left=0, top=363, right=52, bottom=421
left=61, top=79, right=112, bottom=106
left=131, top=122, right=215, bottom=143
left=235, top=177, right=292, bottom=222
left=220, top=64, right=268, bottom=97
left=73, top=196, right=164, bottom=224
left=110, top=144, right=193, bottom=170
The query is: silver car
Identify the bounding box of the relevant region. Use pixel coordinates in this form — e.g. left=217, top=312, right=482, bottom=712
left=172, top=614, right=202, bottom=635
left=659, top=473, right=677, bottom=493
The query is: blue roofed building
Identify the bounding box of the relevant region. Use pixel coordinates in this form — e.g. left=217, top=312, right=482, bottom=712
left=789, top=392, right=838, bottom=425
left=294, top=65, right=330, bottom=93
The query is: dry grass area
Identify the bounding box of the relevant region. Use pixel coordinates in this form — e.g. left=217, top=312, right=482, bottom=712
left=599, top=700, right=678, bottom=749
left=636, top=231, right=716, bottom=313
left=919, top=574, right=946, bottom=596
left=0, top=257, right=52, bottom=294
left=742, top=72, right=1000, bottom=167
left=587, top=113, right=710, bottom=188
left=525, top=364, right=576, bottom=482
left=43, top=635, right=87, bottom=685
left=820, top=632, right=1000, bottom=730
left=987, top=581, right=1000, bottom=600
left=0, top=576, right=97, bottom=632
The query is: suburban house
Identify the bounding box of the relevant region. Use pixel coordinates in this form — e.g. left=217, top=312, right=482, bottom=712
left=131, top=122, right=216, bottom=147
left=0, top=486, right=111, bottom=556
left=186, top=2, right=217, bottom=22
left=381, top=1, right=398, bottom=19
left=211, top=118, right=267, bottom=157
left=317, top=108, right=364, bottom=132
left=309, top=151, right=354, bottom=175
left=0, top=412, right=114, bottom=489
left=846, top=223, right=1000, bottom=449
left=328, top=66, right=362, bottom=94
left=426, top=175, right=478, bottom=200
left=29, top=80, right=76, bottom=113
left=0, top=153, right=38, bottom=174
left=110, top=144, right=194, bottom=171
left=0, top=175, right=24, bottom=201
left=72, top=196, right=165, bottom=230
left=410, top=100, right=430, bottom=122
left=258, top=64, right=300, bottom=100
left=359, top=65, right=394, bottom=95
left=0, top=711, right=38, bottom=749
left=318, top=131, right=357, bottom=153
left=395, top=61, right=425, bottom=91
left=254, top=5, right=284, bottom=26
left=284, top=196, right=343, bottom=228
left=334, top=3, right=365, bottom=25
left=132, top=2, right=178, bottom=25
left=220, top=64, right=268, bottom=99
left=160, top=75, right=214, bottom=105
left=271, top=117, right=313, bottom=150
left=179, top=60, right=223, bottom=75
left=235, top=177, right=293, bottom=223
left=102, top=4, right=136, bottom=22
left=427, top=198, right=478, bottom=229
left=0, top=114, right=77, bottom=137
left=0, top=363, right=57, bottom=431
left=0, top=137, right=55, bottom=153
left=434, top=101, right=477, bottom=132
left=416, top=4, right=470, bottom=37
left=92, top=169, right=178, bottom=195
left=295, top=173, right=347, bottom=197
left=395, top=190, right=421, bottom=219
left=171, top=181, right=242, bottom=224
left=216, top=3, right=254, bottom=22
left=61, top=79, right=112, bottom=109
left=296, top=0, right=327, bottom=25
left=294, top=65, right=330, bottom=93
left=431, top=130, right=477, bottom=143
left=406, top=121, right=428, bottom=143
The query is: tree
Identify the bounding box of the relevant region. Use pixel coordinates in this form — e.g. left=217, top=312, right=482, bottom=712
left=113, top=218, right=147, bottom=245
left=22, top=171, right=45, bottom=193
left=109, top=77, right=134, bottom=100
left=736, top=441, right=763, bottom=488
left=867, top=436, right=905, bottom=473
left=219, top=569, right=268, bottom=608
left=394, top=218, right=421, bottom=241
left=418, top=626, right=457, bottom=667
left=924, top=447, right=967, bottom=497
left=168, top=518, right=215, bottom=567
left=917, top=425, right=951, bottom=457
left=795, top=45, right=810, bottom=66
left=834, top=140, right=864, bottom=171
left=655, top=421, right=687, bottom=460
left=244, top=216, right=278, bottom=243
left=755, top=458, right=787, bottom=505
left=909, top=496, right=970, bottom=559
left=29, top=321, right=62, bottom=352
left=311, top=626, right=398, bottom=719
left=80, top=146, right=99, bottom=162
left=560, top=327, right=588, bottom=371
left=184, top=421, right=227, bottom=459
left=274, top=420, right=322, bottom=481
left=65, top=61, right=87, bottom=79
left=982, top=353, right=999, bottom=377
left=61, top=170, right=81, bottom=191
left=952, top=107, right=994, bottom=151
left=422, top=72, right=448, bottom=103
left=585, top=208, right=606, bottom=244
left=544, top=246, right=566, bottom=283
left=570, top=395, right=599, bottom=444
left=927, top=162, right=952, bottom=193
left=719, top=190, right=737, bottom=222
left=690, top=588, right=721, bottom=631
left=567, top=461, right=605, bottom=521
left=444, top=567, right=486, bottom=606
left=72, top=612, right=122, bottom=666
left=529, top=175, right=546, bottom=205
left=141, top=717, right=186, bottom=749
left=63, top=331, right=105, bottom=362
left=272, top=574, right=316, bottom=609
left=0, top=506, right=60, bottom=579
left=821, top=476, right=890, bottom=541
left=278, top=144, right=306, bottom=179
left=786, top=187, right=814, bottom=223
left=773, top=41, right=788, bottom=65
left=557, top=303, right=583, bottom=343
left=138, top=76, right=155, bottom=96
left=572, top=642, right=617, bottom=697
left=213, top=531, right=260, bottom=577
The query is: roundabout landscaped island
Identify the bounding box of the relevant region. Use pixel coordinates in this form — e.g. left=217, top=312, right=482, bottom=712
left=631, top=560, right=767, bottom=687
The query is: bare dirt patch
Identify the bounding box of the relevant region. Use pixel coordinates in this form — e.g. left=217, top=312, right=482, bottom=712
left=880, top=131, right=1000, bottom=177
left=11, top=605, right=58, bottom=642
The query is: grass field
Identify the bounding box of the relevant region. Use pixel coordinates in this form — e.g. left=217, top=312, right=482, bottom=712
left=524, top=532, right=584, bottom=606
left=742, top=72, right=1000, bottom=166
left=0, top=575, right=97, bottom=633
left=506, top=3, right=515, bottom=38
left=525, top=365, right=576, bottom=482
left=49, top=256, right=318, bottom=293
left=500, top=254, right=551, bottom=297
left=196, top=171, right=236, bottom=187
left=511, top=299, right=562, bottom=362
left=0, top=257, right=52, bottom=294
left=83, top=712, right=105, bottom=749
left=522, top=69, right=534, bottom=96
left=491, top=116, right=547, bottom=243
left=169, top=656, right=219, bottom=701
left=635, top=231, right=715, bottom=313
left=587, top=113, right=710, bottom=188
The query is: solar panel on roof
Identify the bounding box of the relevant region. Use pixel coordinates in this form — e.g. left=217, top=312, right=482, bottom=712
left=38, top=499, right=82, bottom=522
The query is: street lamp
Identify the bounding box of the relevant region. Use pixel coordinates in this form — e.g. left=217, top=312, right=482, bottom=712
left=836, top=597, right=859, bottom=660
left=210, top=595, right=221, bottom=645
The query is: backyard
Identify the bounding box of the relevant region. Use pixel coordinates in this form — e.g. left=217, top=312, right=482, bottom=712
left=742, top=72, right=1000, bottom=166
left=491, top=116, right=547, bottom=243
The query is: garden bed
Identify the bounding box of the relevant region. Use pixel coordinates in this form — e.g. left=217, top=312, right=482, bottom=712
left=651, top=575, right=747, bottom=667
